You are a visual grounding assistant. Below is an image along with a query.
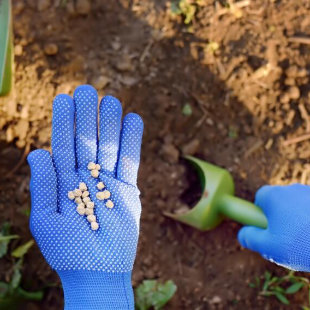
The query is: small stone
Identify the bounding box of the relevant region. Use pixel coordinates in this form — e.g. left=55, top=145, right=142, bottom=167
left=83, top=197, right=91, bottom=203
left=82, top=191, right=89, bottom=198
left=95, top=164, right=101, bottom=170
left=85, top=208, right=94, bottom=215
left=76, top=205, right=86, bottom=215
left=14, top=45, right=23, bottom=56
left=68, top=191, right=75, bottom=200
left=75, top=197, right=82, bottom=204
left=210, top=296, right=222, bottom=305
left=79, top=182, right=87, bottom=191
left=96, top=192, right=105, bottom=200
left=88, top=162, right=96, bottom=170
left=74, top=189, right=82, bottom=197
left=44, top=43, right=58, bottom=56
left=91, top=169, right=99, bottom=178
left=97, top=182, right=105, bottom=190
left=86, top=201, right=94, bottom=208
left=103, top=190, right=111, bottom=199
left=76, top=0, right=91, bottom=15
left=87, top=215, right=96, bottom=223
left=105, top=200, right=114, bottom=209
left=91, top=222, right=99, bottom=231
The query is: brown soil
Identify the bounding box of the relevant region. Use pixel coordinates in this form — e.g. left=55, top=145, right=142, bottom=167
left=1, top=0, right=310, bottom=309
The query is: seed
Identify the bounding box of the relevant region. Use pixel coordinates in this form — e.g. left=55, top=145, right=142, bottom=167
left=96, top=191, right=105, bottom=200
left=91, top=222, right=99, bottom=231
left=87, top=162, right=96, bottom=170
left=76, top=205, right=86, bottom=215
left=105, top=200, right=114, bottom=209
left=87, top=215, right=96, bottom=223
left=97, top=182, right=105, bottom=190
left=85, top=208, right=94, bottom=215
left=79, top=182, right=87, bottom=191
left=75, top=197, right=82, bottom=204
left=82, top=191, right=89, bottom=198
left=68, top=191, right=75, bottom=200
left=74, top=189, right=82, bottom=197
left=77, top=203, right=85, bottom=208
left=86, top=201, right=94, bottom=208
left=103, top=190, right=111, bottom=199
left=83, top=197, right=91, bottom=203
left=91, top=169, right=99, bottom=178
left=95, top=164, right=101, bottom=170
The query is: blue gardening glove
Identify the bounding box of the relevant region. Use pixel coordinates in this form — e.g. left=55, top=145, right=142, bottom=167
left=238, top=183, right=310, bottom=271
left=27, top=85, right=143, bottom=310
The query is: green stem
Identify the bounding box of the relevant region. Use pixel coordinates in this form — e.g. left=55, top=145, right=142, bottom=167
left=219, top=194, right=268, bottom=228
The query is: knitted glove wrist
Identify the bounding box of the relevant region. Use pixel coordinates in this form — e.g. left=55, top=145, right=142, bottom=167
left=58, top=271, right=134, bottom=310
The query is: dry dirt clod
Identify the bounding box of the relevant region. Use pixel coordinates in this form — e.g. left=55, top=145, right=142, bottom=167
left=14, top=45, right=23, bottom=56
left=85, top=208, right=94, bottom=215
left=44, top=43, right=58, bottom=56
left=87, top=215, right=96, bottom=223
left=87, top=162, right=96, bottom=170
left=76, top=0, right=91, bottom=15
left=91, top=76, right=110, bottom=90
left=76, top=205, right=86, bottom=215
left=75, top=197, right=82, bottom=204
left=37, top=0, right=51, bottom=11
left=105, top=200, right=114, bottom=209
left=288, top=86, right=300, bottom=100
left=79, top=182, right=87, bottom=191
left=182, top=139, right=200, bottom=155
left=161, top=144, right=179, bottom=164
left=96, top=192, right=105, bottom=200
left=86, top=201, right=94, bottom=208
left=83, top=197, right=90, bottom=203
left=91, top=169, right=99, bottom=178
left=82, top=191, right=89, bottom=198
left=74, top=189, right=82, bottom=197
left=68, top=191, right=75, bottom=200
left=97, top=182, right=105, bottom=190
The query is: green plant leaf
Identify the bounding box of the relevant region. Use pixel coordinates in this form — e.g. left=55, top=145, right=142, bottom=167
left=182, top=104, right=192, bottom=116
left=0, top=282, right=9, bottom=298
left=11, top=240, right=34, bottom=258
left=17, top=287, right=44, bottom=301
left=0, top=222, right=18, bottom=258
left=286, top=282, right=304, bottom=294
left=274, top=292, right=289, bottom=305
left=135, top=279, right=177, bottom=310
left=10, top=259, right=23, bottom=289
left=0, top=235, right=19, bottom=242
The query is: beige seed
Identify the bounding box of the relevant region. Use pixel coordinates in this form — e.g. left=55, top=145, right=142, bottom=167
left=82, top=191, right=89, bottom=198
left=91, top=169, right=99, bottom=178
left=105, top=200, right=114, bottom=209
left=76, top=205, right=86, bottom=215
left=96, top=191, right=105, bottom=200
left=85, top=208, right=94, bottom=215
left=95, top=164, right=101, bottom=170
left=68, top=191, right=75, bottom=200
left=75, top=197, right=82, bottom=204
left=77, top=203, right=85, bottom=209
left=87, top=215, right=96, bottom=223
left=86, top=201, right=94, bottom=208
left=97, top=182, right=105, bottom=190
left=83, top=197, right=91, bottom=203
left=91, top=222, right=99, bottom=230
left=74, top=189, right=82, bottom=197
left=79, top=182, right=87, bottom=191
left=87, top=162, right=96, bottom=170
left=103, top=190, right=111, bottom=199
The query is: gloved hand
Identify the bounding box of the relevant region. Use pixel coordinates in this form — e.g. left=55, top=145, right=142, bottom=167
left=27, top=85, right=143, bottom=310
left=238, top=183, right=310, bottom=272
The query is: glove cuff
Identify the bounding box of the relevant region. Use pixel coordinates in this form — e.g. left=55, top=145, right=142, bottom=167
left=57, top=270, right=134, bottom=310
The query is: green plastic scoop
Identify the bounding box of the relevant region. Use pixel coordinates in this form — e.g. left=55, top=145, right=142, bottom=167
left=165, top=156, right=268, bottom=231
left=0, top=0, right=13, bottom=96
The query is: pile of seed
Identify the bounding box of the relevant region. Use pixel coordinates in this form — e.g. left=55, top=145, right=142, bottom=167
left=68, top=182, right=99, bottom=231
left=95, top=182, right=114, bottom=209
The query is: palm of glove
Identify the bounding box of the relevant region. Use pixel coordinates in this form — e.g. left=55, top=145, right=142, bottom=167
left=28, top=85, right=143, bottom=273
left=238, top=184, right=310, bottom=271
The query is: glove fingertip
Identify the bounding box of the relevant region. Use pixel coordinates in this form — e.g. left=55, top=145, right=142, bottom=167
left=27, top=149, right=51, bottom=166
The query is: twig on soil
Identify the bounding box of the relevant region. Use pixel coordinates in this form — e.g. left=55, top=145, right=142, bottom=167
left=282, top=133, right=310, bottom=146
left=5, top=143, right=30, bottom=178
left=244, top=139, right=263, bottom=158
left=140, top=40, right=153, bottom=63
left=298, top=103, right=310, bottom=132
left=288, top=36, right=310, bottom=45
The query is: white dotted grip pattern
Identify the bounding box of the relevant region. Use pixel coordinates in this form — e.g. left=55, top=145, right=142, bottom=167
left=27, top=85, right=143, bottom=273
